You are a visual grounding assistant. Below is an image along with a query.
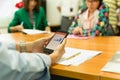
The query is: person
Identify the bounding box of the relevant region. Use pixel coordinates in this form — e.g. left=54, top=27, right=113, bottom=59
left=8, top=0, right=51, bottom=33
left=0, top=36, right=66, bottom=80
left=68, top=0, right=114, bottom=36
left=56, top=0, right=85, bottom=32
left=103, top=0, right=120, bottom=35
left=117, top=7, right=120, bottom=35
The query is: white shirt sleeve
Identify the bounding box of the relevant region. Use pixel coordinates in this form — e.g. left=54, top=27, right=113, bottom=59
left=0, top=34, right=16, bottom=50
left=0, top=41, right=51, bottom=80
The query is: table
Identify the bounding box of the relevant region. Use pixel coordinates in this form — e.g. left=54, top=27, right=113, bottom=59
left=10, top=33, right=120, bottom=80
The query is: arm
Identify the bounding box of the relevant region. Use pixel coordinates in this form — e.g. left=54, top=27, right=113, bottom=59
left=98, top=4, right=112, bottom=36
left=117, top=0, right=120, bottom=25
left=10, top=25, right=23, bottom=33
left=68, top=15, right=80, bottom=34
left=8, top=11, right=23, bottom=33
left=0, top=37, right=66, bottom=79
left=16, top=37, right=67, bottom=64
left=40, top=7, right=51, bottom=32
left=0, top=41, right=51, bottom=80
left=68, top=14, right=84, bottom=36
left=49, top=39, right=66, bottom=64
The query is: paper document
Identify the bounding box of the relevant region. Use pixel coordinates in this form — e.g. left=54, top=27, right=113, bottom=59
left=22, top=29, right=49, bottom=34
left=57, top=47, right=102, bottom=66
left=101, top=51, right=120, bottom=73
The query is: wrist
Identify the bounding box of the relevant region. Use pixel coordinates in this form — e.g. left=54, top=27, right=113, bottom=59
left=11, top=26, right=19, bottom=32
left=26, top=42, right=34, bottom=52
left=45, top=26, right=51, bottom=32
left=19, top=41, right=26, bottom=52
left=50, top=51, right=62, bottom=64
left=16, top=41, right=34, bottom=53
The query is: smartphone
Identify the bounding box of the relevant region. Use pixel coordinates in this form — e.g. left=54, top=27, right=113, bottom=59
left=44, top=31, right=68, bottom=54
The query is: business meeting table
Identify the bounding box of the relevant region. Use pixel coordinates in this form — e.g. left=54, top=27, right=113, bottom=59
left=10, top=32, right=120, bottom=80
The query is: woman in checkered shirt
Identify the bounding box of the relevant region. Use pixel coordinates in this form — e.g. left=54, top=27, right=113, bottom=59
left=68, top=0, right=114, bottom=36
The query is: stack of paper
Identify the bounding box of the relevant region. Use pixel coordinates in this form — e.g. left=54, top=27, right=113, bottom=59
left=22, top=29, right=49, bottom=34
left=101, top=51, right=120, bottom=73
left=57, top=47, right=102, bottom=66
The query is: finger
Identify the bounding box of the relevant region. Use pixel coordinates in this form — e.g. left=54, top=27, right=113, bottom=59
left=57, top=39, right=67, bottom=53
left=18, top=26, right=24, bottom=31
left=78, top=28, right=82, bottom=34
left=20, top=27, right=24, bottom=31
left=21, top=26, right=24, bottom=30
left=58, top=38, right=67, bottom=48
left=77, top=27, right=81, bottom=33
left=61, top=38, right=67, bottom=46
left=74, top=27, right=81, bottom=35
left=41, top=36, right=52, bottom=42
left=35, top=36, right=52, bottom=46
left=73, top=29, right=79, bottom=35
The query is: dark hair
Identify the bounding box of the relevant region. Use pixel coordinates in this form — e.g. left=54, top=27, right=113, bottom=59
left=98, top=0, right=103, bottom=9
left=81, top=0, right=103, bottom=13
left=22, top=0, right=41, bottom=13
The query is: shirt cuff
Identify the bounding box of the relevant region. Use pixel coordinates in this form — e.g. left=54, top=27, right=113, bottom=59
left=36, top=53, right=51, bottom=67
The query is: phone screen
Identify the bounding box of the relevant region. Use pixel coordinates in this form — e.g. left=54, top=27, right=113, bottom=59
left=46, top=32, right=67, bottom=50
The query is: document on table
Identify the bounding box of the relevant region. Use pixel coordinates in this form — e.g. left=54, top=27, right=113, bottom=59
left=57, top=47, right=102, bottom=66
left=101, top=51, right=120, bottom=74
left=22, top=29, right=49, bottom=34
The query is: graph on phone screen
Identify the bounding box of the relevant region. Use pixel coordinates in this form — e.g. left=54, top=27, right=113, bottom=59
left=46, top=33, right=66, bottom=50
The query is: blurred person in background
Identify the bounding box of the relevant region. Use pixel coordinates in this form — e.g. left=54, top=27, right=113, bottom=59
left=8, top=0, right=51, bottom=33
left=68, top=0, right=114, bottom=36
left=103, top=0, right=120, bottom=35
left=56, top=0, right=86, bottom=32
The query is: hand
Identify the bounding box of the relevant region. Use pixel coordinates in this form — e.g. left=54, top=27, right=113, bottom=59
left=32, top=37, right=51, bottom=53
left=72, top=27, right=83, bottom=35
left=16, top=25, right=24, bottom=31
left=50, top=39, right=67, bottom=64
left=10, top=25, right=24, bottom=32
left=45, top=26, right=51, bottom=32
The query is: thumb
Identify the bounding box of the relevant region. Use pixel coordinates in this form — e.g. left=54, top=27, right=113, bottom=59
left=57, top=38, right=67, bottom=50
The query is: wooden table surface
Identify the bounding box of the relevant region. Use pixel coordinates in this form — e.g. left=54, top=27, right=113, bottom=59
left=10, top=33, right=120, bottom=80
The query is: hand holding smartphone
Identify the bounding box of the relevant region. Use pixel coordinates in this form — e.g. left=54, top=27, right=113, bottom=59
left=44, top=31, right=68, bottom=54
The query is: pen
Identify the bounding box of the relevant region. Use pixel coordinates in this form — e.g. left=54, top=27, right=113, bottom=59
left=22, top=31, right=27, bottom=34
left=21, top=21, right=24, bottom=26
left=20, top=21, right=27, bottom=34
left=66, top=52, right=81, bottom=60
left=18, top=21, right=24, bottom=32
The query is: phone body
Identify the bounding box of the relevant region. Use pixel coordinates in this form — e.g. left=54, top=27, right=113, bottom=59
left=44, top=31, right=68, bottom=54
